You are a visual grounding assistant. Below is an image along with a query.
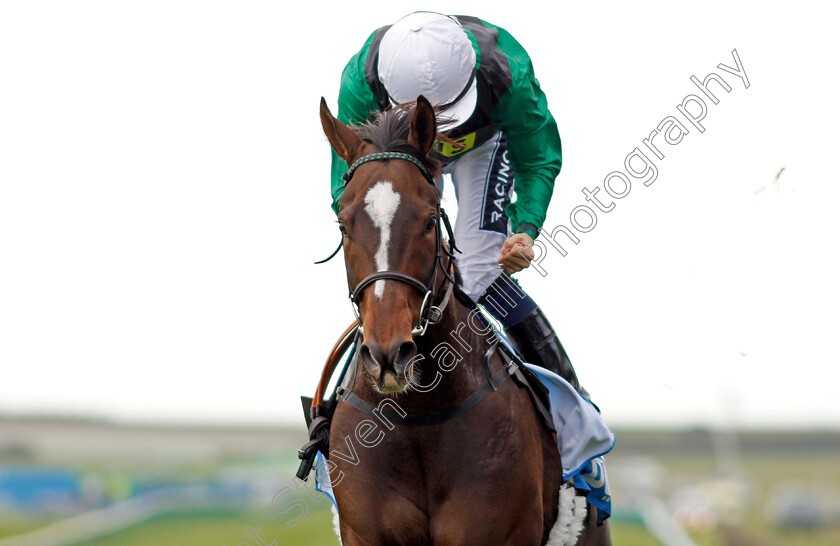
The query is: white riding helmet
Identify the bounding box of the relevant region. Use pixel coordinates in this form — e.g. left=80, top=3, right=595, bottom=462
left=378, top=12, right=478, bottom=129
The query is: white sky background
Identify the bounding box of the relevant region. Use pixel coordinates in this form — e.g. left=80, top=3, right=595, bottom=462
left=1, top=1, right=838, bottom=429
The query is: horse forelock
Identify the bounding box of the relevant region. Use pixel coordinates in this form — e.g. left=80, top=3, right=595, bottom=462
left=349, top=104, right=443, bottom=181
left=341, top=105, right=463, bottom=305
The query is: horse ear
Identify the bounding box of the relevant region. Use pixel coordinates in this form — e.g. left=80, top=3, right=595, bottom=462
left=320, top=97, right=364, bottom=165
left=408, top=95, right=437, bottom=155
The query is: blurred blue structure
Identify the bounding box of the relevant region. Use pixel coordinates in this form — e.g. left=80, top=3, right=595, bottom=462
left=0, top=466, right=81, bottom=512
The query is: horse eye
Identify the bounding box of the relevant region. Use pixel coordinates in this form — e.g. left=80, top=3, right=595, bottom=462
left=424, top=216, right=437, bottom=234
left=338, top=221, right=348, bottom=236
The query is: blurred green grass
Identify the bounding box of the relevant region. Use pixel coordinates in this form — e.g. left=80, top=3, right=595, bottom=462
left=0, top=516, right=54, bottom=539
left=77, top=508, right=340, bottom=546
left=3, top=429, right=838, bottom=545
left=73, top=506, right=660, bottom=546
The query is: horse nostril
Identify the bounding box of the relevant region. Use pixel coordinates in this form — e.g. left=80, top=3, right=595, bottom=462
left=360, top=344, right=381, bottom=377
left=394, top=341, right=417, bottom=371
left=362, top=340, right=415, bottom=380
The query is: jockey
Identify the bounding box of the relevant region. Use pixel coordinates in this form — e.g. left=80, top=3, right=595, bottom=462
left=328, top=11, right=590, bottom=399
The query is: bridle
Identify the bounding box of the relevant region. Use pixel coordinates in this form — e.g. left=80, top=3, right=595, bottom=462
left=340, top=150, right=459, bottom=337
left=297, top=150, right=558, bottom=479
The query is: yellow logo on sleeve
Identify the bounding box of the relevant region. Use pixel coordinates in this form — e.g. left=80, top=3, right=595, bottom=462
left=436, top=132, right=476, bottom=157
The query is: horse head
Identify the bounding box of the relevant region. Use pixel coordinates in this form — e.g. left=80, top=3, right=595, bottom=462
left=320, top=96, right=444, bottom=394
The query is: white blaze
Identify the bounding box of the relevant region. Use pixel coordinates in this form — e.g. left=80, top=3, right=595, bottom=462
left=364, top=181, right=401, bottom=299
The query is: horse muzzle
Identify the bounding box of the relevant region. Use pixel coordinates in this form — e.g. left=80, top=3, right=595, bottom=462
left=359, top=339, right=418, bottom=393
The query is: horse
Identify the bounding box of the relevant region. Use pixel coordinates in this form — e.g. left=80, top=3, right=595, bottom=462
left=317, top=95, right=611, bottom=545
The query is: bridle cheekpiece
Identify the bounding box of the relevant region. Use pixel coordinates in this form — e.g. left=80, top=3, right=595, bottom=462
left=342, top=150, right=457, bottom=337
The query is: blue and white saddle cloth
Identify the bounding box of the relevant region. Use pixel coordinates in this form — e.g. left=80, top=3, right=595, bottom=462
left=525, top=363, right=614, bottom=524
left=313, top=361, right=615, bottom=525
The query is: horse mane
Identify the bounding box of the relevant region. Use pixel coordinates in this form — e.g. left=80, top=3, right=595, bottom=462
left=349, top=103, right=455, bottom=181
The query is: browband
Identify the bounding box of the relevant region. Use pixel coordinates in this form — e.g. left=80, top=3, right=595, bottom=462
left=343, top=151, right=435, bottom=185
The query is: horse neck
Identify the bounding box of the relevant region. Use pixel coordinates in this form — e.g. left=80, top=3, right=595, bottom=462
left=420, top=288, right=492, bottom=362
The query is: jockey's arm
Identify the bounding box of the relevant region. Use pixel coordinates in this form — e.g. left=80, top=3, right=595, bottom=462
left=330, top=32, right=381, bottom=215
left=490, top=24, right=563, bottom=271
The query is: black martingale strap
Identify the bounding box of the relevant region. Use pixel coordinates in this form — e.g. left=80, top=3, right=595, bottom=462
left=337, top=362, right=516, bottom=427
left=336, top=343, right=518, bottom=427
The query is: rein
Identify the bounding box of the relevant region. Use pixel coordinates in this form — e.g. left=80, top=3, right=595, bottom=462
left=298, top=149, right=557, bottom=475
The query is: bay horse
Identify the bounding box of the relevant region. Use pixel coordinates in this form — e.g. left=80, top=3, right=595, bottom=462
left=318, top=96, right=610, bottom=545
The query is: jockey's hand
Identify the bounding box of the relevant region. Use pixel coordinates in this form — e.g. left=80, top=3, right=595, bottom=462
left=499, top=232, right=535, bottom=274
